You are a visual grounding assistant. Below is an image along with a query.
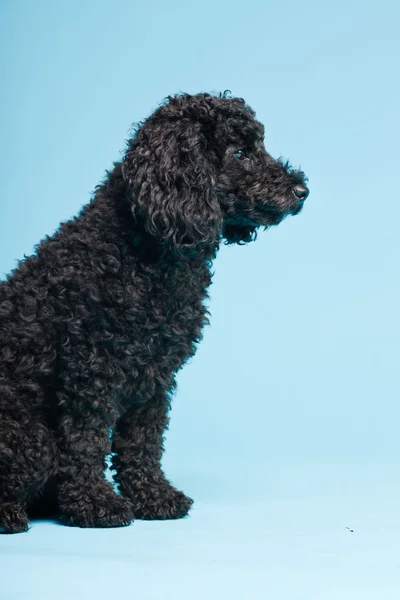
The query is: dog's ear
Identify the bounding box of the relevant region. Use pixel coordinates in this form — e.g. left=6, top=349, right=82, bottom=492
left=121, top=102, right=222, bottom=250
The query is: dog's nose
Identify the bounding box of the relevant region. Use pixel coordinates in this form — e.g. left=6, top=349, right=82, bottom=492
left=293, top=185, right=309, bottom=201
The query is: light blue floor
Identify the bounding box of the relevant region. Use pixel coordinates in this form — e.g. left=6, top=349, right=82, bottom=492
left=2, top=459, right=398, bottom=599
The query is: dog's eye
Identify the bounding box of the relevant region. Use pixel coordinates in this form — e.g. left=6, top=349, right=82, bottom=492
left=233, top=150, right=247, bottom=160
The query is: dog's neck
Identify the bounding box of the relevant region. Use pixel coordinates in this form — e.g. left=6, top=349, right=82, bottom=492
left=131, top=225, right=219, bottom=266
left=84, top=165, right=220, bottom=268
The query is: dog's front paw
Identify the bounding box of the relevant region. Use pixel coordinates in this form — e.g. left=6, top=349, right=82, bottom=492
left=126, top=482, right=193, bottom=520
left=58, top=480, right=134, bottom=528
left=0, top=502, right=29, bottom=534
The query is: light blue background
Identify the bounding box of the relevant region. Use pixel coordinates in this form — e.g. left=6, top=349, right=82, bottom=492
left=1, top=0, right=400, bottom=598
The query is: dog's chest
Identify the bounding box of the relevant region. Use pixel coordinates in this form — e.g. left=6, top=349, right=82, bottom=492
left=109, top=259, right=212, bottom=396
left=143, top=267, right=209, bottom=351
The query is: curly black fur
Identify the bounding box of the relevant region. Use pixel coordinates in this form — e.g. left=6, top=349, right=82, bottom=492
left=0, top=92, right=308, bottom=532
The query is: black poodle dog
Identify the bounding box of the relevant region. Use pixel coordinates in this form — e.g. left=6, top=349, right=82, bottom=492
left=0, top=92, right=309, bottom=533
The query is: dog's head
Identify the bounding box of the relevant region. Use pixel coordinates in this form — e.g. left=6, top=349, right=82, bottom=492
left=121, top=92, right=309, bottom=250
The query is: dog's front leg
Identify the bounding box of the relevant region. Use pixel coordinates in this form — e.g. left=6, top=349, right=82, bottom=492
left=112, top=387, right=193, bottom=520
left=55, top=357, right=134, bottom=528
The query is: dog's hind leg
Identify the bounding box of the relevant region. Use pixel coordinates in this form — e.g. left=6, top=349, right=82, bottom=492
left=0, top=409, right=57, bottom=533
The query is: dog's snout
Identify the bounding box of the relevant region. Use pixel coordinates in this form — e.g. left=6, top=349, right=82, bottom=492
left=293, top=185, right=309, bottom=201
